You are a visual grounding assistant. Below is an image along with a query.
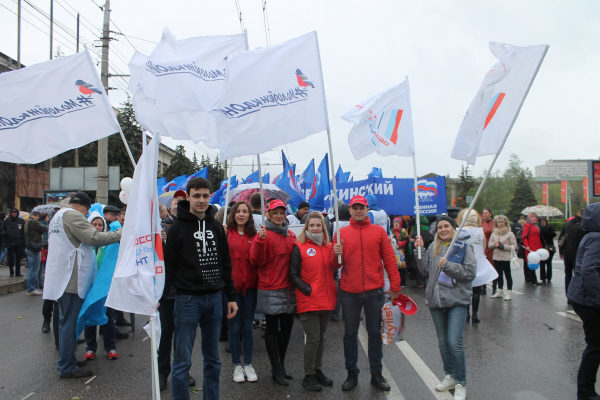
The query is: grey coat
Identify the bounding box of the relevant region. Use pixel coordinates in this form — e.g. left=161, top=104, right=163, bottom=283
left=417, top=238, right=477, bottom=309
left=256, top=287, right=296, bottom=315
left=567, top=203, right=600, bottom=308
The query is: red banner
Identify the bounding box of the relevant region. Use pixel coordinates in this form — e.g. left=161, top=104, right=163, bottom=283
left=583, top=177, right=588, bottom=203
left=542, top=183, right=548, bottom=205
left=594, top=161, right=600, bottom=197
left=561, top=180, right=567, bottom=203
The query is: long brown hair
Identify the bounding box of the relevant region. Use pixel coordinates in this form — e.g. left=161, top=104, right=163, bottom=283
left=226, top=201, right=257, bottom=236
left=297, top=211, right=330, bottom=245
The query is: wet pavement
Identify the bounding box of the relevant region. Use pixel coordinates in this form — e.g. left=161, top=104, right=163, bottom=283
left=0, top=255, right=594, bottom=399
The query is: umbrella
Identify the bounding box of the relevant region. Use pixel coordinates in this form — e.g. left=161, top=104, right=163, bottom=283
left=521, top=205, right=563, bottom=217
left=32, top=204, right=61, bottom=219
left=159, top=191, right=176, bottom=207
left=229, top=183, right=291, bottom=204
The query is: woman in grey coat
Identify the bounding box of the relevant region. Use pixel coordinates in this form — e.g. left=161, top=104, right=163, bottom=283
left=416, top=216, right=476, bottom=400
left=567, top=202, right=600, bottom=400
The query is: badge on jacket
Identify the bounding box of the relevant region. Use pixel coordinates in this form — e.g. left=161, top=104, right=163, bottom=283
left=306, top=248, right=316, bottom=256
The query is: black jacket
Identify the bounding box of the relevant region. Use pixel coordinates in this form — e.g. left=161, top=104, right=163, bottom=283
left=1, top=209, right=25, bottom=247
left=163, top=201, right=236, bottom=301
left=25, top=218, right=48, bottom=251
left=558, top=215, right=585, bottom=258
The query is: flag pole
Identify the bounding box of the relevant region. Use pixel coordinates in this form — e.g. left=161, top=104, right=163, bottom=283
left=411, top=154, right=422, bottom=259
left=119, top=127, right=136, bottom=167
left=223, top=159, right=233, bottom=225
left=442, top=45, right=548, bottom=258
left=150, top=317, right=161, bottom=400
left=257, top=154, right=266, bottom=226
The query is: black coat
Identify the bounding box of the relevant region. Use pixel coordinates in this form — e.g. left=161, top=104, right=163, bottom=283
left=558, top=215, right=585, bottom=258
left=1, top=211, right=25, bottom=247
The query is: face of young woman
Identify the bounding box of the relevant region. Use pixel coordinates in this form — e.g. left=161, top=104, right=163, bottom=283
left=235, top=204, right=250, bottom=228
left=393, top=220, right=400, bottom=229
left=269, top=208, right=287, bottom=226
left=437, top=220, right=454, bottom=242
left=482, top=209, right=492, bottom=221
left=91, top=218, right=105, bottom=232
left=307, top=218, right=323, bottom=234
left=529, top=214, right=538, bottom=224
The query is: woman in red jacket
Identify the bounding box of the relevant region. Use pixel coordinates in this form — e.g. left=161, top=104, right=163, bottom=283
left=250, top=199, right=297, bottom=386
left=226, top=201, right=258, bottom=383
left=522, top=212, right=543, bottom=285
left=289, top=211, right=341, bottom=392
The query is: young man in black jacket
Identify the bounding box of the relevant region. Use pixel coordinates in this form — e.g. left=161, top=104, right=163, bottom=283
left=164, top=178, right=237, bottom=400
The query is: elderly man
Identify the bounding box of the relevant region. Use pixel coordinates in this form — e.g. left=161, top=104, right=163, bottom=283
left=43, top=192, right=121, bottom=378
left=333, top=195, right=401, bottom=392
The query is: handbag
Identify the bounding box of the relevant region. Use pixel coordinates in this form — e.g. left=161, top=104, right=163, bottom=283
left=510, top=247, right=522, bottom=271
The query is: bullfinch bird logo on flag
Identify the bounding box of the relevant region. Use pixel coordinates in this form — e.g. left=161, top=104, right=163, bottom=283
left=296, top=69, right=315, bottom=88
left=75, top=80, right=102, bottom=95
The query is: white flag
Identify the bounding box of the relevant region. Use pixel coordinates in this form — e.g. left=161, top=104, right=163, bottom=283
left=105, top=134, right=164, bottom=316
left=129, top=29, right=246, bottom=147
left=451, top=42, right=548, bottom=164
left=342, top=78, right=415, bottom=160
left=212, top=32, right=328, bottom=160
left=0, top=51, right=120, bottom=164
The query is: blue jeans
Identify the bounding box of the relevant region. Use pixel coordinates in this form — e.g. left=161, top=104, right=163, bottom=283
left=57, top=292, right=84, bottom=375
left=429, top=306, right=468, bottom=385
left=172, top=293, right=223, bottom=400
left=228, top=289, right=257, bottom=365
left=341, top=288, right=385, bottom=374
left=25, top=249, right=41, bottom=292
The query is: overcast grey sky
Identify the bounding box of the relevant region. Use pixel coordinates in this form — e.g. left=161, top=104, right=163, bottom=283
left=2, top=0, right=599, bottom=181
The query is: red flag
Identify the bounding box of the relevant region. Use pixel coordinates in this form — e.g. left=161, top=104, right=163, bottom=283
left=583, top=177, right=589, bottom=203
left=542, top=183, right=548, bottom=205
left=561, top=180, right=567, bottom=203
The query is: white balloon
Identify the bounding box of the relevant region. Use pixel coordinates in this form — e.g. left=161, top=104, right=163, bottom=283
left=527, top=252, right=540, bottom=264
left=119, top=190, right=129, bottom=205
left=536, top=248, right=550, bottom=261
left=120, top=177, right=133, bottom=192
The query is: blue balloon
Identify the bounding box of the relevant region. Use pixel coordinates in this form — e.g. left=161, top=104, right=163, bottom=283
left=527, top=262, right=540, bottom=270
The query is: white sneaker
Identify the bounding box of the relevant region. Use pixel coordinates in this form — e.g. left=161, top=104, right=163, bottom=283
left=233, top=365, right=245, bottom=382
left=435, top=375, right=455, bottom=392
left=244, top=364, right=258, bottom=382
left=503, top=290, right=512, bottom=301
left=454, top=383, right=466, bottom=400
left=490, top=289, right=503, bottom=298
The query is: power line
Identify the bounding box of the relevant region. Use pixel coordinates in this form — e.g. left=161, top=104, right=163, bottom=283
left=261, top=0, right=271, bottom=46
left=234, top=0, right=245, bottom=31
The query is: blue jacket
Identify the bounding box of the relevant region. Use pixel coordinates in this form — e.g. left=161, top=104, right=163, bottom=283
left=567, top=202, right=600, bottom=308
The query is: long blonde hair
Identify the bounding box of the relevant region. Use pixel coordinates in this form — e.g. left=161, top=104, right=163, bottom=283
left=297, top=211, right=330, bottom=245
left=432, top=219, right=457, bottom=256
left=457, top=208, right=481, bottom=227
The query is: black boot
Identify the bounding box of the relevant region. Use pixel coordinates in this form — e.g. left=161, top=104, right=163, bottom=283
left=472, top=292, right=481, bottom=323
left=302, top=375, right=322, bottom=391
left=315, top=369, right=333, bottom=387
left=341, top=370, right=358, bottom=391
left=42, top=319, right=51, bottom=333
left=265, top=334, right=288, bottom=386
left=279, top=332, right=293, bottom=380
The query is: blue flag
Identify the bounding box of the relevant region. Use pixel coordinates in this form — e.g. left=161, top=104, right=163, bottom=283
left=299, top=159, right=316, bottom=201
left=162, top=174, right=187, bottom=192
left=76, top=222, right=122, bottom=337
left=178, top=167, right=208, bottom=190
left=244, top=170, right=259, bottom=184
left=156, top=177, right=167, bottom=194
left=309, top=154, right=331, bottom=211
left=368, top=167, right=383, bottom=178
left=262, top=172, right=270, bottom=183
left=274, top=150, right=305, bottom=207
left=211, top=175, right=238, bottom=206
left=335, top=165, right=350, bottom=184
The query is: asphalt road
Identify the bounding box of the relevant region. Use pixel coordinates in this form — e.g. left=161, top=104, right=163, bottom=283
left=0, top=255, right=595, bottom=400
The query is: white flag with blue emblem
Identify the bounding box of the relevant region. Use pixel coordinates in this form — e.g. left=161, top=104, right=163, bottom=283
left=451, top=42, right=548, bottom=165
left=212, top=32, right=328, bottom=160
left=0, top=50, right=120, bottom=164
left=342, top=78, right=415, bottom=160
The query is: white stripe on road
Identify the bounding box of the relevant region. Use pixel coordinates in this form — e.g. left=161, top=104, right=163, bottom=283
left=556, top=311, right=582, bottom=323
left=395, top=340, right=454, bottom=400
left=20, top=393, right=34, bottom=400
left=358, top=324, right=405, bottom=399
left=84, top=375, right=96, bottom=385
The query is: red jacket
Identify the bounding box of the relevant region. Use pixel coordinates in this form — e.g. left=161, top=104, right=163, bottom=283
left=250, top=229, right=296, bottom=290
left=482, top=219, right=494, bottom=263
left=289, top=239, right=338, bottom=313
left=522, top=223, right=543, bottom=260
left=227, top=228, right=257, bottom=295
left=334, top=218, right=401, bottom=294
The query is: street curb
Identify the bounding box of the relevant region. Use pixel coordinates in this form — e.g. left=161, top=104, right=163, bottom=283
left=0, top=278, right=26, bottom=296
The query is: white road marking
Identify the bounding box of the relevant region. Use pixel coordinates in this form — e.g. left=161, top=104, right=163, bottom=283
left=84, top=375, right=96, bottom=385
left=556, top=311, right=582, bottom=323
left=143, top=336, right=150, bottom=342
left=358, top=324, right=405, bottom=399
left=20, top=393, right=34, bottom=400
left=395, top=340, right=454, bottom=400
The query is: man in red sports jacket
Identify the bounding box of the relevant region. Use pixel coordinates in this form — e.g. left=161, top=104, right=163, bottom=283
left=333, top=195, right=400, bottom=392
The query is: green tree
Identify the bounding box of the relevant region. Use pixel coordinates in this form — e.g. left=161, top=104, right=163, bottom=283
left=164, top=145, right=194, bottom=181
left=507, top=173, right=537, bottom=219
left=455, top=165, right=476, bottom=208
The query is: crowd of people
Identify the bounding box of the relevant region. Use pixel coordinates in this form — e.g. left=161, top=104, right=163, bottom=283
left=1, top=179, right=598, bottom=400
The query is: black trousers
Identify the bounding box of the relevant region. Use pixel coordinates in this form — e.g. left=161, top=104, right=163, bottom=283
left=42, top=300, right=60, bottom=348
left=157, top=298, right=175, bottom=378
left=539, top=250, right=555, bottom=281
left=493, top=260, right=513, bottom=290
left=564, top=254, right=576, bottom=295
left=7, top=245, right=24, bottom=276
left=572, top=303, right=600, bottom=399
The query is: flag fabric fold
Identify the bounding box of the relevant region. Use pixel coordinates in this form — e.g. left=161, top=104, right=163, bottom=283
left=342, top=78, right=415, bottom=160
left=0, top=50, right=120, bottom=164
left=273, top=151, right=305, bottom=207
left=105, top=134, right=164, bottom=316
left=451, top=42, right=548, bottom=164
left=178, top=167, right=208, bottom=191
left=310, top=154, right=331, bottom=211
left=212, top=32, right=328, bottom=160
left=299, top=159, right=316, bottom=201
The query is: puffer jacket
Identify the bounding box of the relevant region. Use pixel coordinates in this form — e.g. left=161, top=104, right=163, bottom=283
left=334, top=217, right=400, bottom=294
left=567, top=203, right=600, bottom=308
left=227, top=228, right=257, bottom=295
left=289, top=238, right=338, bottom=314
left=488, top=229, right=517, bottom=261
left=417, top=234, right=477, bottom=308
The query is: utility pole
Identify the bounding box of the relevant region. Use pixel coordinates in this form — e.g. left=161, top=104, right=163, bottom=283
left=74, top=13, right=80, bottom=167
left=96, top=0, right=110, bottom=203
